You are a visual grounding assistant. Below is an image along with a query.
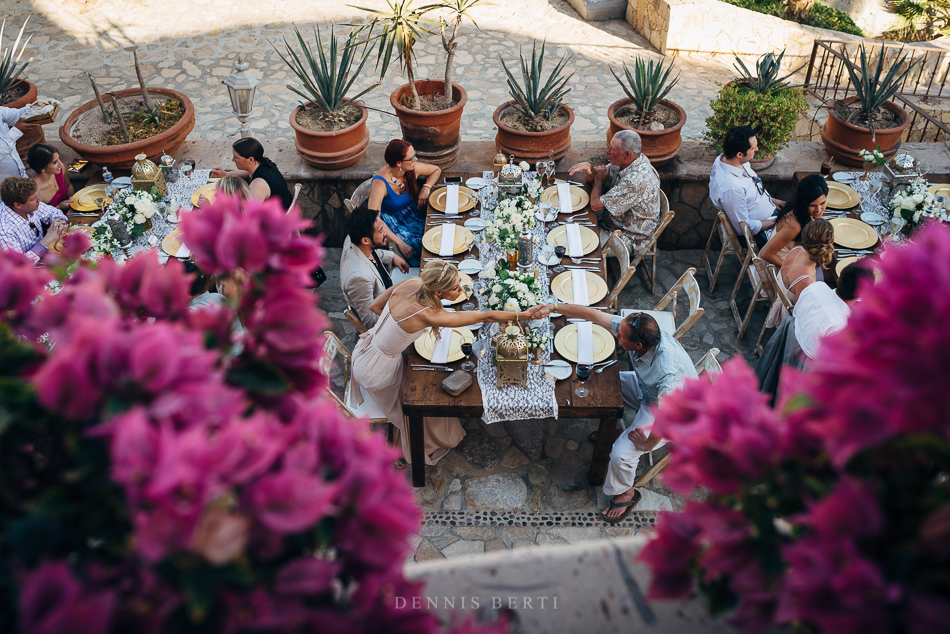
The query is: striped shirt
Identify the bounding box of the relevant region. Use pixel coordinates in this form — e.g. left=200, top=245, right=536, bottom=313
left=0, top=200, right=67, bottom=264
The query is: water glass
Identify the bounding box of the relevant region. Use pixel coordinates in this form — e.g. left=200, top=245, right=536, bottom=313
left=541, top=244, right=556, bottom=264
left=539, top=201, right=553, bottom=222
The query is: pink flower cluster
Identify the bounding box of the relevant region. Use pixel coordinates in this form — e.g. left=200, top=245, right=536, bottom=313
left=640, top=223, right=950, bottom=633
left=0, top=195, right=499, bottom=633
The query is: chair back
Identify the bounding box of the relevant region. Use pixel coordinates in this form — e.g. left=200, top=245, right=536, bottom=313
left=641, top=192, right=674, bottom=257
left=694, top=347, right=723, bottom=376
left=654, top=267, right=705, bottom=341
left=321, top=331, right=355, bottom=414
left=288, top=183, right=303, bottom=213
left=603, top=230, right=634, bottom=311
left=765, top=262, right=795, bottom=313
left=720, top=212, right=745, bottom=258
left=344, top=307, right=368, bottom=334
left=344, top=178, right=375, bottom=214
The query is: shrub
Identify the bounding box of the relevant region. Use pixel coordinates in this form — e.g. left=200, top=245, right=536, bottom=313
left=719, top=0, right=865, bottom=36
left=701, top=82, right=809, bottom=158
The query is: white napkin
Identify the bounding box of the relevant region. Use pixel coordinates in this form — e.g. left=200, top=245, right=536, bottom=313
left=570, top=269, right=590, bottom=306
left=439, top=223, right=456, bottom=257
left=556, top=183, right=573, bottom=215
left=565, top=223, right=583, bottom=257
left=445, top=184, right=459, bottom=216
left=431, top=327, right=454, bottom=364
left=174, top=242, right=191, bottom=258
left=576, top=321, right=594, bottom=365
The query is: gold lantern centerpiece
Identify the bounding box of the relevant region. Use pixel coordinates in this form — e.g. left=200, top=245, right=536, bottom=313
left=495, top=322, right=529, bottom=388
left=131, top=153, right=168, bottom=197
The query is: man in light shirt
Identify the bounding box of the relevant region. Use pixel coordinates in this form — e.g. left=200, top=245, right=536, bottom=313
left=795, top=263, right=874, bottom=360
left=0, top=177, right=67, bottom=265
left=709, top=125, right=786, bottom=247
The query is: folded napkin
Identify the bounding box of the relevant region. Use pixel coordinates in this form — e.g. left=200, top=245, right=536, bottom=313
left=431, top=327, right=454, bottom=364
left=439, top=223, right=457, bottom=256
left=576, top=321, right=594, bottom=365
left=175, top=242, right=191, bottom=258
left=565, top=223, right=583, bottom=257
left=445, top=184, right=459, bottom=216
left=570, top=269, right=590, bottom=306
left=556, top=183, right=573, bottom=215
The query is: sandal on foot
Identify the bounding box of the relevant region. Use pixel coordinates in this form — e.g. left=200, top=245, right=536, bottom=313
left=601, top=490, right=641, bottom=524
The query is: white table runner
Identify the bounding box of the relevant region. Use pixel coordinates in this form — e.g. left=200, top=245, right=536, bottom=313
left=476, top=323, right=558, bottom=424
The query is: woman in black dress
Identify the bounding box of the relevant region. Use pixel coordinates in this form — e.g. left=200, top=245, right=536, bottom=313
left=211, top=138, right=292, bottom=209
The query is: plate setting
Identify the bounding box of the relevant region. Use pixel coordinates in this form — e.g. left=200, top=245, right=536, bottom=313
left=428, top=185, right=476, bottom=213
left=826, top=181, right=861, bottom=209
left=422, top=224, right=475, bottom=255
left=546, top=225, right=599, bottom=256
left=413, top=327, right=475, bottom=362
left=553, top=323, right=614, bottom=363
left=541, top=185, right=589, bottom=212
left=549, top=270, right=608, bottom=304
left=830, top=217, right=878, bottom=249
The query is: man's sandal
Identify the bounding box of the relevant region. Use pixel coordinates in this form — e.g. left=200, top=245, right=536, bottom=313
left=601, top=490, right=642, bottom=524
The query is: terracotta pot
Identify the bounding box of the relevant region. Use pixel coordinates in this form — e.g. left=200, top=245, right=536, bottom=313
left=59, top=88, right=195, bottom=169
left=750, top=156, right=775, bottom=170
left=289, top=101, right=369, bottom=170
left=821, top=96, right=910, bottom=167
left=2, top=79, right=42, bottom=161
left=493, top=101, right=574, bottom=165
left=606, top=98, right=686, bottom=167
left=390, top=80, right=467, bottom=169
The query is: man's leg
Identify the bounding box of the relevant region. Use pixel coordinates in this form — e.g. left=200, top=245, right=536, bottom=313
left=602, top=429, right=645, bottom=519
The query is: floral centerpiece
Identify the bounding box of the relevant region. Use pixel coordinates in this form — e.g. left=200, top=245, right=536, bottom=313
left=858, top=146, right=886, bottom=166
left=87, top=219, right=125, bottom=259
left=521, top=165, right=544, bottom=200
left=485, top=195, right=538, bottom=255
left=103, top=187, right=162, bottom=240
left=479, top=257, right=542, bottom=312
left=890, top=177, right=935, bottom=233
left=527, top=326, right=549, bottom=349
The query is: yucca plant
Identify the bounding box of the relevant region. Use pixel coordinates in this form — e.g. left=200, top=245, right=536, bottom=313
left=0, top=16, right=32, bottom=101
left=733, top=49, right=804, bottom=94
left=274, top=23, right=377, bottom=126
left=886, top=0, right=950, bottom=41
left=499, top=40, right=573, bottom=131
left=610, top=56, right=679, bottom=129
left=841, top=44, right=919, bottom=121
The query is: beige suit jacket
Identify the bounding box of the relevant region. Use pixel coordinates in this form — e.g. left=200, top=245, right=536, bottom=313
left=340, top=236, right=394, bottom=328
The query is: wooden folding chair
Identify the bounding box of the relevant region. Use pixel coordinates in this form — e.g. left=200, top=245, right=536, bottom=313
left=320, top=331, right=388, bottom=425
left=730, top=224, right=772, bottom=342
left=629, top=190, right=674, bottom=295
left=601, top=230, right=636, bottom=312
left=702, top=211, right=745, bottom=293
left=288, top=183, right=303, bottom=212
left=620, top=267, right=705, bottom=342
left=756, top=262, right=795, bottom=355
left=344, top=178, right=374, bottom=214
left=344, top=307, right=368, bottom=335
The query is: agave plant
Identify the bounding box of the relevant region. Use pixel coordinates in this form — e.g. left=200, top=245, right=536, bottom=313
left=841, top=44, right=919, bottom=120
left=274, top=24, right=377, bottom=125
left=0, top=16, right=32, bottom=100
left=610, top=56, right=679, bottom=129
left=499, top=40, right=573, bottom=129
left=733, top=49, right=804, bottom=94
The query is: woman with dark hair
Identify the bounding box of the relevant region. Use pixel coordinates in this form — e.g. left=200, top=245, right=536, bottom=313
left=211, top=138, right=292, bottom=209
left=28, top=144, right=74, bottom=210
left=367, top=139, right=441, bottom=266
left=760, top=174, right=828, bottom=266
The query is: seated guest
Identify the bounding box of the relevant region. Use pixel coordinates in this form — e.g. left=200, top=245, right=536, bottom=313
left=766, top=218, right=835, bottom=328
left=760, top=174, right=828, bottom=266
left=28, top=144, right=75, bottom=210
left=0, top=176, right=68, bottom=264
left=709, top=125, right=785, bottom=246
left=0, top=105, right=32, bottom=184
left=552, top=305, right=697, bottom=523
left=210, top=138, right=292, bottom=209
left=794, top=263, right=875, bottom=360
left=341, top=206, right=409, bottom=328
left=215, top=176, right=250, bottom=199
left=368, top=139, right=441, bottom=267
left=568, top=130, right=661, bottom=257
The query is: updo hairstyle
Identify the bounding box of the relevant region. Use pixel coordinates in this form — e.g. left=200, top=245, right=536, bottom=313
left=801, top=218, right=835, bottom=266
left=418, top=258, right=459, bottom=309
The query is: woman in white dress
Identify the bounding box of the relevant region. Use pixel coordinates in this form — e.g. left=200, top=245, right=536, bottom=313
left=351, top=259, right=547, bottom=465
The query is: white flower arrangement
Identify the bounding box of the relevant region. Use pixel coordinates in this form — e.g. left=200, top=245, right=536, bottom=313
left=477, top=258, right=541, bottom=312
left=494, top=195, right=537, bottom=229
left=519, top=160, right=530, bottom=172
left=103, top=188, right=162, bottom=240
left=521, top=173, right=544, bottom=200
left=890, top=178, right=936, bottom=232
left=87, top=218, right=125, bottom=260
left=527, top=327, right=549, bottom=349
left=858, top=147, right=886, bottom=166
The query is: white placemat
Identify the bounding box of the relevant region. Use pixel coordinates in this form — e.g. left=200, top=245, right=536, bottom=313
left=566, top=223, right=583, bottom=257
left=576, top=321, right=594, bottom=365
left=556, top=183, right=573, bottom=214
left=439, top=223, right=457, bottom=256
left=445, top=184, right=459, bottom=216
left=570, top=269, right=590, bottom=306
left=431, top=327, right=453, bottom=364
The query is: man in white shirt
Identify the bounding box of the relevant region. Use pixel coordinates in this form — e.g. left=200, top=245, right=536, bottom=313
left=340, top=206, right=408, bottom=328
left=709, top=125, right=785, bottom=247
left=795, top=263, right=874, bottom=359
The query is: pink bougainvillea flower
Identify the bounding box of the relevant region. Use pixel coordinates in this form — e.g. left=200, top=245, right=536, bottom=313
left=638, top=502, right=703, bottom=600
left=246, top=471, right=337, bottom=535
left=273, top=558, right=340, bottom=596
left=59, top=229, right=92, bottom=260
left=0, top=250, right=52, bottom=321
left=103, top=407, right=158, bottom=492
left=32, top=325, right=110, bottom=420
left=798, top=477, right=882, bottom=541
left=19, top=561, right=115, bottom=634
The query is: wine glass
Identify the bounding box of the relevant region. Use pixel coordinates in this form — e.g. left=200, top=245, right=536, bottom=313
left=547, top=292, right=561, bottom=317
left=575, top=363, right=592, bottom=398
left=468, top=191, right=480, bottom=217
left=461, top=285, right=475, bottom=311
left=820, top=156, right=834, bottom=178
left=553, top=245, right=566, bottom=273
left=460, top=341, right=474, bottom=372
left=180, top=160, right=194, bottom=181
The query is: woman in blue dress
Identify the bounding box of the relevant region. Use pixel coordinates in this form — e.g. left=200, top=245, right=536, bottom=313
left=368, top=139, right=441, bottom=267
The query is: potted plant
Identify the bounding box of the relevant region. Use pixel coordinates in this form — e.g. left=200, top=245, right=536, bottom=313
left=352, top=0, right=484, bottom=168
left=821, top=44, right=917, bottom=167
left=607, top=56, right=685, bottom=167
left=0, top=16, right=42, bottom=159
left=494, top=40, right=574, bottom=164
left=701, top=50, right=808, bottom=170
left=275, top=24, right=375, bottom=170
left=59, top=50, right=195, bottom=169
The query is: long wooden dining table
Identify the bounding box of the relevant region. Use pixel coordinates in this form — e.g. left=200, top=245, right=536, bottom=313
left=401, top=172, right=625, bottom=487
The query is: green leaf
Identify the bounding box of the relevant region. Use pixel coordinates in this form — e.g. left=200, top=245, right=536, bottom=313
left=226, top=360, right=291, bottom=394
left=180, top=564, right=217, bottom=622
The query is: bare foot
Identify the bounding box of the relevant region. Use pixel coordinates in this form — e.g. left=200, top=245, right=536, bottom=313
left=602, top=488, right=640, bottom=520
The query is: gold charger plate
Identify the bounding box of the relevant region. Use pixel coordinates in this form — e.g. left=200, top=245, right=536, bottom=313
left=546, top=225, right=599, bottom=256
left=429, top=185, right=476, bottom=213
left=422, top=224, right=474, bottom=255
left=553, top=323, right=614, bottom=363
left=191, top=183, right=218, bottom=207
left=446, top=272, right=474, bottom=306
left=835, top=256, right=861, bottom=276
left=541, top=185, right=589, bottom=212
left=71, top=184, right=110, bottom=212
left=413, top=327, right=475, bottom=362
left=928, top=183, right=950, bottom=198
left=830, top=217, right=878, bottom=249
left=48, top=225, right=95, bottom=254
left=161, top=228, right=185, bottom=255
left=826, top=181, right=861, bottom=209
left=550, top=270, right=608, bottom=304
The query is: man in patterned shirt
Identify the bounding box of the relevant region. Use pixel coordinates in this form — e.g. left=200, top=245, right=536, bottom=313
left=568, top=129, right=661, bottom=257
left=552, top=303, right=696, bottom=523
left=0, top=177, right=68, bottom=265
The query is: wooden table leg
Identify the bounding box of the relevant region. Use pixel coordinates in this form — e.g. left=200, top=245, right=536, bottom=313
left=408, top=413, right=426, bottom=487
left=588, top=417, right=618, bottom=486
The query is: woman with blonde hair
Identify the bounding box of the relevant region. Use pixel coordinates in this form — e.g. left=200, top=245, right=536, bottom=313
left=215, top=176, right=250, bottom=199
left=766, top=218, right=835, bottom=326
left=350, top=259, right=547, bottom=465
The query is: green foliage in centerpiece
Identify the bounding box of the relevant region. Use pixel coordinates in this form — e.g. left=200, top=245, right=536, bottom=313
left=478, top=258, right=542, bottom=311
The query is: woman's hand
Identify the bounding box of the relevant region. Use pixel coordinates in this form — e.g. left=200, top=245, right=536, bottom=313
left=210, top=167, right=228, bottom=178
left=525, top=304, right=551, bottom=320
left=395, top=239, right=413, bottom=259
left=417, top=184, right=432, bottom=209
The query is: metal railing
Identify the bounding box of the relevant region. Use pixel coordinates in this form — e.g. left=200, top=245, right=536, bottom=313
left=803, top=39, right=950, bottom=143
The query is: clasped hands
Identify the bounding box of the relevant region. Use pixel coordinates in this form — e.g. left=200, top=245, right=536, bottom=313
left=40, top=219, right=69, bottom=248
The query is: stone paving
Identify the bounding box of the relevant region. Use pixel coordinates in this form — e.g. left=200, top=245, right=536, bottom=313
left=18, top=0, right=737, bottom=151
left=318, top=245, right=764, bottom=562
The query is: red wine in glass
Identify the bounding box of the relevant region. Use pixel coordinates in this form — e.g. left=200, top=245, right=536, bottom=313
left=820, top=158, right=834, bottom=177
left=460, top=342, right=474, bottom=372
left=553, top=245, right=567, bottom=274
left=575, top=363, right=592, bottom=398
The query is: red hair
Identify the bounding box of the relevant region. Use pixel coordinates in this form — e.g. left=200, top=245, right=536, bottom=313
left=383, top=139, right=419, bottom=204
